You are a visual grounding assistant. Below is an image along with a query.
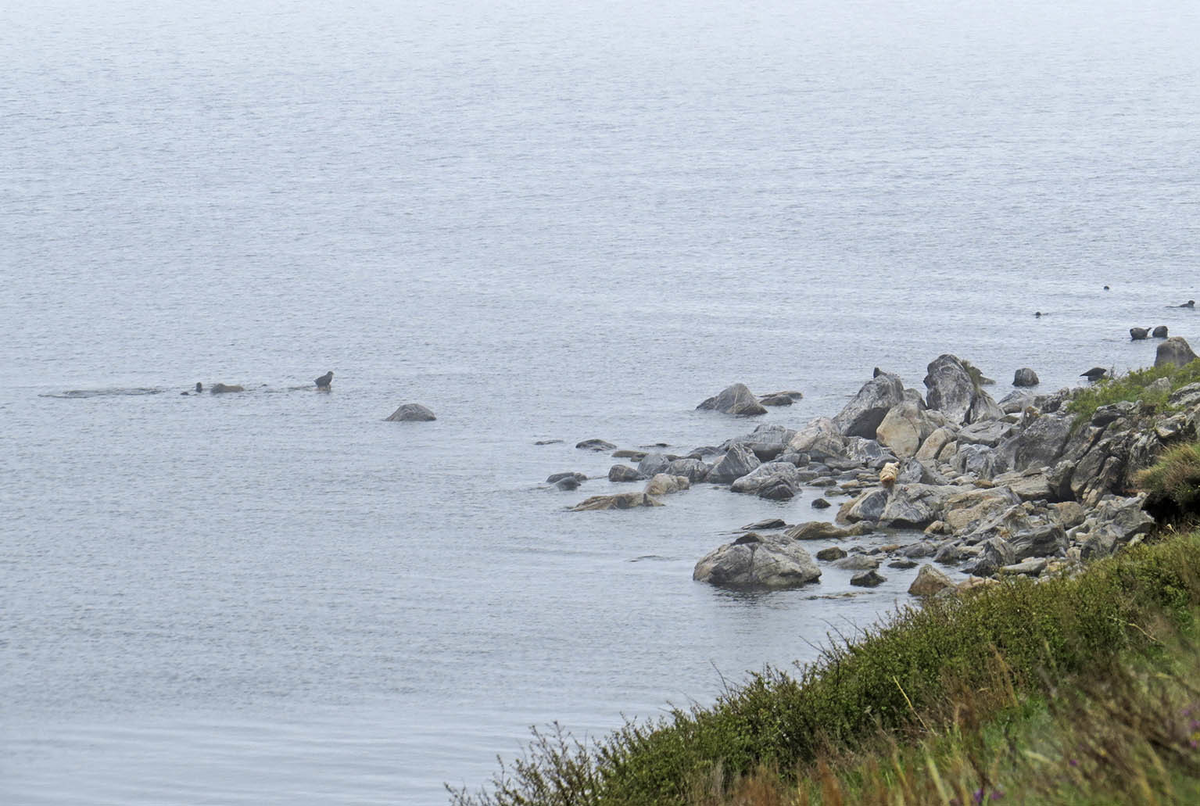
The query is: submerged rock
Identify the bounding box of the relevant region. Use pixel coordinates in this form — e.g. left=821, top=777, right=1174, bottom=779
left=210, top=383, right=245, bottom=394
left=385, top=403, right=436, bottom=421
left=571, top=492, right=664, bottom=511
left=576, top=438, right=617, bottom=451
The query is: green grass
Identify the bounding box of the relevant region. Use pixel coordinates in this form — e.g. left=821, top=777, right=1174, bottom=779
left=1137, top=441, right=1200, bottom=523
left=451, top=534, right=1200, bottom=806
left=1065, top=360, right=1200, bottom=429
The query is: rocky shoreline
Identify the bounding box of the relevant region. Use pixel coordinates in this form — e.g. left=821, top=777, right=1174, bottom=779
left=560, top=344, right=1200, bottom=597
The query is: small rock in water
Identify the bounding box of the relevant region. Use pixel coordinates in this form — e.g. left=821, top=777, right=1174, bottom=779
left=850, top=570, right=886, bottom=587
left=888, top=559, right=919, bottom=569
left=547, top=472, right=586, bottom=484
left=553, top=477, right=581, bottom=491
left=1012, top=367, right=1039, bottom=387
left=811, top=498, right=831, bottom=509
left=535, top=439, right=563, bottom=445
left=210, top=383, right=245, bottom=394
left=385, top=403, right=436, bottom=421
left=608, top=465, right=643, bottom=482
left=575, top=439, right=617, bottom=451
left=612, top=449, right=647, bottom=460
left=816, top=546, right=847, bottom=561
left=741, top=518, right=786, bottom=531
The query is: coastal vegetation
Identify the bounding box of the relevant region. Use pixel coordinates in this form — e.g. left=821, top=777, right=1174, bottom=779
left=1066, top=361, right=1200, bottom=429
left=452, top=529, right=1200, bottom=805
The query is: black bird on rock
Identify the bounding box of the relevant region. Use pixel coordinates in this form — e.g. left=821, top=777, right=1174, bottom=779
left=315, top=371, right=334, bottom=390
left=1081, top=367, right=1108, bottom=383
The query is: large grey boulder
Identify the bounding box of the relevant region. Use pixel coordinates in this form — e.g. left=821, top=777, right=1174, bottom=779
left=994, top=414, right=1072, bottom=473
left=665, top=458, right=710, bottom=482
left=875, top=399, right=939, bottom=459
left=837, top=487, right=891, bottom=524
left=878, top=484, right=946, bottom=529
left=924, top=355, right=1003, bottom=426
left=697, top=383, right=767, bottom=416
left=693, top=534, right=821, bottom=590
left=724, top=423, right=798, bottom=461
left=386, top=403, right=436, bottom=421
left=954, top=444, right=999, bottom=480
left=1013, top=368, right=1040, bottom=387
left=1155, top=337, right=1199, bottom=369
left=571, top=492, right=664, bottom=511
left=637, top=453, right=672, bottom=477
left=706, top=443, right=762, bottom=484
left=1010, top=524, right=1068, bottom=561
left=731, top=462, right=803, bottom=496
left=833, top=372, right=906, bottom=438
left=787, top=418, right=848, bottom=460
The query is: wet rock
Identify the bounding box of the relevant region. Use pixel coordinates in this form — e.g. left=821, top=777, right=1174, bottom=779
left=571, top=492, right=664, bottom=511
left=832, top=372, right=906, bottom=438
left=889, top=558, right=919, bottom=569
left=576, top=438, right=617, bottom=451
left=1155, top=337, right=1198, bottom=369
left=851, top=570, right=885, bottom=587
left=902, top=541, right=938, bottom=559
left=210, top=383, right=245, bottom=394
left=816, top=546, right=848, bottom=561
left=811, top=497, right=831, bottom=509
left=1013, top=368, right=1040, bottom=387
left=696, top=383, right=767, bottom=416
left=908, top=564, right=955, bottom=596
left=612, top=449, right=647, bottom=460
left=644, top=474, right=691, bottom=496
left=608, top=465, right=644, bottom=483
left=742, top=518, right=786, bottom=531
left=386, top=403, right=436, bottom=421
left=693, top=535, right=821, bottom=591
left=759, top=394, right=795, bottom=406
left=547, top=472, right=587, bottom=485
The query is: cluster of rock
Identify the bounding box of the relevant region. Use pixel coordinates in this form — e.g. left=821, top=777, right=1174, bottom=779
left=688, top=351, right=1191, bottom=591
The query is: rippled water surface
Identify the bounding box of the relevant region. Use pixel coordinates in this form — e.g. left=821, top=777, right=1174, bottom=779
left=3, top=0, right=1199, bottom=803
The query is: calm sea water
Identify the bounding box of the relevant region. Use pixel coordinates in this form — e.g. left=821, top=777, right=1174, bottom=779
left=3, top=0, right=1199, bottom=802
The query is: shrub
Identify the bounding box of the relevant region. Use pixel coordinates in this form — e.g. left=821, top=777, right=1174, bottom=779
left=1066, top=360, right=1200, bottom=427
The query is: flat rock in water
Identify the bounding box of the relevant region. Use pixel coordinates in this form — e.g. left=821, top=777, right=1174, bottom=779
left=834, top=554, right=880, bottom=571
left=546, top=472, right=587, bottom=484
left=742, top=518, right=787, bottom=531
left=385, top=403, right=436, bottom=421
left=612, top=449, right=647, bottom=460
left=576, top=439, right=617, bottom=451
left=211, top=383, right=245, bottom=394
left=786, top=521, right=871, bottom=541
left=811, top=498, right=831, bottom=509
left=571, top=492, right=664, bottom=511
left=534, top=439, right=563, bottom=445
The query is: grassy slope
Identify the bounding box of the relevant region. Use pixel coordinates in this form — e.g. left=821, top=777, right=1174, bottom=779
left=453, top=534, right=1200, bottom=805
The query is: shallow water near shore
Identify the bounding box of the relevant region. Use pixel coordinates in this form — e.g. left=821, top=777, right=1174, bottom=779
left=3, top=0, right=1200, bottom=803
